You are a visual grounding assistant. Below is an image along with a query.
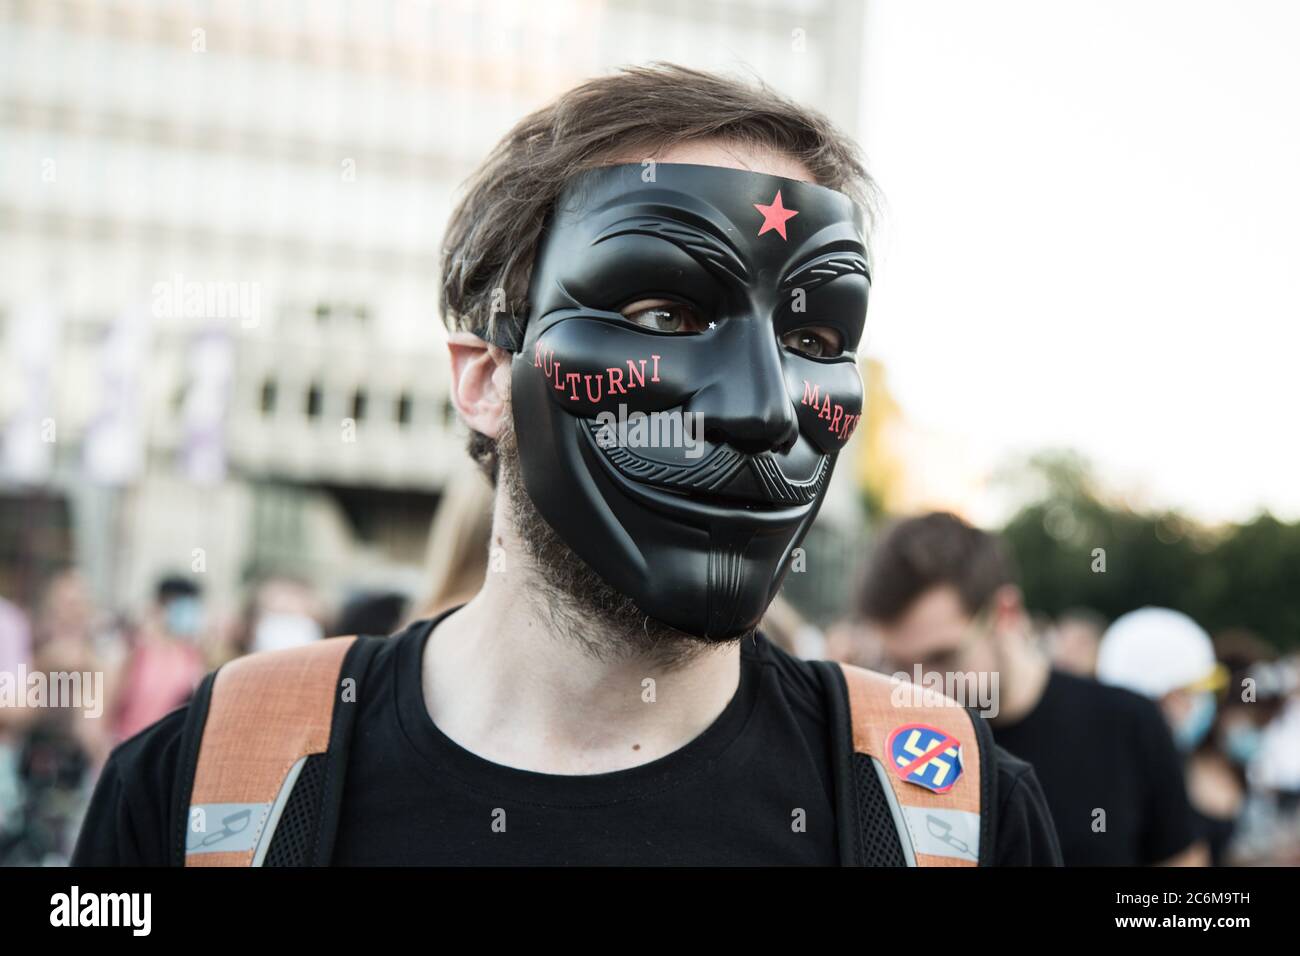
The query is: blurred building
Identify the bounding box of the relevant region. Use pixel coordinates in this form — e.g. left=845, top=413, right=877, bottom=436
left=0, top=0, right=868, bottom=621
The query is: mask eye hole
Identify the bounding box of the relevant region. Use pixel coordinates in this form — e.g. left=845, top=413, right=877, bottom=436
left=620, top=298, right=709, bottom=334
left=781, top=325, right=843, bottom=358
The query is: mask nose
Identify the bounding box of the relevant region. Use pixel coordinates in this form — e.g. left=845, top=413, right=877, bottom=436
left=694, top=321, right=799, bottom=455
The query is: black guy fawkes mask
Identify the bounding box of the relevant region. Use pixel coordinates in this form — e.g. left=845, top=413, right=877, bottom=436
left=501, top=162, right=869, bottom=639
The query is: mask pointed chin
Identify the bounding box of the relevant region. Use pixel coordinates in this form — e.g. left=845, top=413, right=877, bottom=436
left=700, top=526, right=809, bottom=639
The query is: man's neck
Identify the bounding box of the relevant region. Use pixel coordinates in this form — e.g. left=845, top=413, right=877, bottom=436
left=421, top=558, right=741, bottom=776
left=987, top=636, right=1051, bottom=727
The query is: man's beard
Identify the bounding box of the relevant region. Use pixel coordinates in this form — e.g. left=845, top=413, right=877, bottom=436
left=497, top=410, right=750, bottom=667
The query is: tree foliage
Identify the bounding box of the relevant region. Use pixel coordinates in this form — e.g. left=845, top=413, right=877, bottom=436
left=999, top=452, right=1300, bottom=650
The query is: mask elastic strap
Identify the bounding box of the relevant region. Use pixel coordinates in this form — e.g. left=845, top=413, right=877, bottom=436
left=478, top=314, right=525, bottom=353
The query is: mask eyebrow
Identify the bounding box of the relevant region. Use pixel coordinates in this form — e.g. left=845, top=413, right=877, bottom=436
left=592, top=216, right=750, bottom=285
left=778, top=250, right=871, bottom=296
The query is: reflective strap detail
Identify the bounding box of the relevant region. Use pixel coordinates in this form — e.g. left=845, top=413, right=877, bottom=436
left=185, top=802, right=270, bottom=855
left=252, top=755, right=307, bottom=866
left=869, top=755, right=918, bottom=866
left=186, top=755, right=307, bottom=863
left=900, top=805, right=980, bottom=863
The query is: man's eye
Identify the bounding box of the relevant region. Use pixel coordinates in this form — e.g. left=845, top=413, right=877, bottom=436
left=620, top=299, right=707, bottom=333
left=781, top=325, right=843, bottom=358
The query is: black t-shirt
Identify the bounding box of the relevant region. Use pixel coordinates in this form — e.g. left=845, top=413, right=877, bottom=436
left=73, top=618, right=1060, bottom=866
left=990, top=669, right=1196, bottom=866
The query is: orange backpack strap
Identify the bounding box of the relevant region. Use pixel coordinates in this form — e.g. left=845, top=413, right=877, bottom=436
left=176, top=636, right=364, bottom=867
left=815, top=661, right=995, bottom=866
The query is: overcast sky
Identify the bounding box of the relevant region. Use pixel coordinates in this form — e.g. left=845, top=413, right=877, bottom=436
left=858, top=0, right=1300, bottom=524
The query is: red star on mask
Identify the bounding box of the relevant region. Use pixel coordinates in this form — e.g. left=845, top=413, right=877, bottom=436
left=753, top=190, right=799, bottom=240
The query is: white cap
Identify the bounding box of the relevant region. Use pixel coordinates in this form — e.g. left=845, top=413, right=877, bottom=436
left=1096, top=607, right=1216, bottom=699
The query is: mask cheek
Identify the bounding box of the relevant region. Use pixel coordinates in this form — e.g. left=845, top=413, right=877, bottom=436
left=527, top=319, right=699, bottom=417
left=787, top=361, right=863, bottom=453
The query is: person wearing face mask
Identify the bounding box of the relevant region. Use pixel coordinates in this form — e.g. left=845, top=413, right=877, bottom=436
left=1189, top=675, right=1258, bottom=866
left=1209, top=630, right=1281, bottom=781
left=109, top=576, right=207, bottom=744
left=1105, top=624, right=1279, bottom=866
left=1097, top=608, right=1228, bottom=864
left=72, top=64, right=1060, bottom=868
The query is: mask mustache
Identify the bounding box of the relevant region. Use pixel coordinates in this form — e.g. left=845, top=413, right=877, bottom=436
left=583, top=418, right=829, bottom=507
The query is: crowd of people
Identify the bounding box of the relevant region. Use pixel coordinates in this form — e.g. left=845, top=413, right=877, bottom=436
left=818, top=513, right=1300, bottom=867
left=1, top=484, right=1297, bottom=866
left=0, top=566, right=412, bottom=865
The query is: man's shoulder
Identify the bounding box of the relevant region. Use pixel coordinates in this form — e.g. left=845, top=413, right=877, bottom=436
left=988, top=743, right=1064, bottom=865
left=72, top=704, right=192, bottom=865
left=747, top=631, right=827, bottom=716
left=1050, top=667, right=1137, bottom=705
left=109, top=702, right=192, bottom=781
left=991, top=742, right=1047, bottom=819
left=991, top=741, right=1039, bottom=792
left=96, top=697, right=196, bottom=820
left=1050, top=669, right=1167, bottom=733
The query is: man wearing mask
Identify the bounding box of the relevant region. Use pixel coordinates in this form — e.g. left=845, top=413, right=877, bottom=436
left=73, top=65, right=1059, bottom=867
left=1097, top=608, right=1232, bottom=864
left=855, top=512, right=1204, bottom=866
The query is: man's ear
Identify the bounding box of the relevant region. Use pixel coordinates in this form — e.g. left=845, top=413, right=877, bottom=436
left=990, top=584, right=1027, bottom=636
left=446, top=331, right=513, bottom=438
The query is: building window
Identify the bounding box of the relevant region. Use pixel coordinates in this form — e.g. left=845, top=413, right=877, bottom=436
left=351, top=388, right=368, bottom=422
left=306, top=383, right=323, bottom=419
left=260, top=378, right=277, bottom=415
left=396, top=392, right=412, bottom=426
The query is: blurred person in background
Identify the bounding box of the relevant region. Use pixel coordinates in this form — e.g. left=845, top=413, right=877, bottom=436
left=0, top=571, right=107, bottom=864
left=0, top=596, right=34, bottom=836
left=1178, top=632, right=1300, bottom=865
left=759, top=594, right=825, bottom=660
left=1241, top=656, right=1300, bottom=864
left=855, top=512, right=1204, bottom=866
left=32, top=571, right=101, bottom=679
left=108, top=575, right=207, bottom=744
left=1048, top=606, right=1106, bottom=678
left=1211, top=630, right=1280, bottom=767
left=222, top=574, right=327, bottom=660
left=31, top=570, right=111, bottom=767
left=824, top=609, right=889, bottom=672
left=1190, top=629, right=1281, bottom=864
left=416, top=465, right=493, bottom=620
left=1096, top=608, right=1237, bottom=864
left=336, top=590, right=409, bottom=638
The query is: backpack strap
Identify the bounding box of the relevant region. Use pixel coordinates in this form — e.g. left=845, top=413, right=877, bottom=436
left=815, top=660, right=995, bottom=867
left=174, top=635, right=384, bottom=867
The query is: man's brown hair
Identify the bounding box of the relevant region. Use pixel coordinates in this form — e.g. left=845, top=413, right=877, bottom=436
left=439, top=62, right=875, bottom=483
left=859, top=512, right=1019, bottom=624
